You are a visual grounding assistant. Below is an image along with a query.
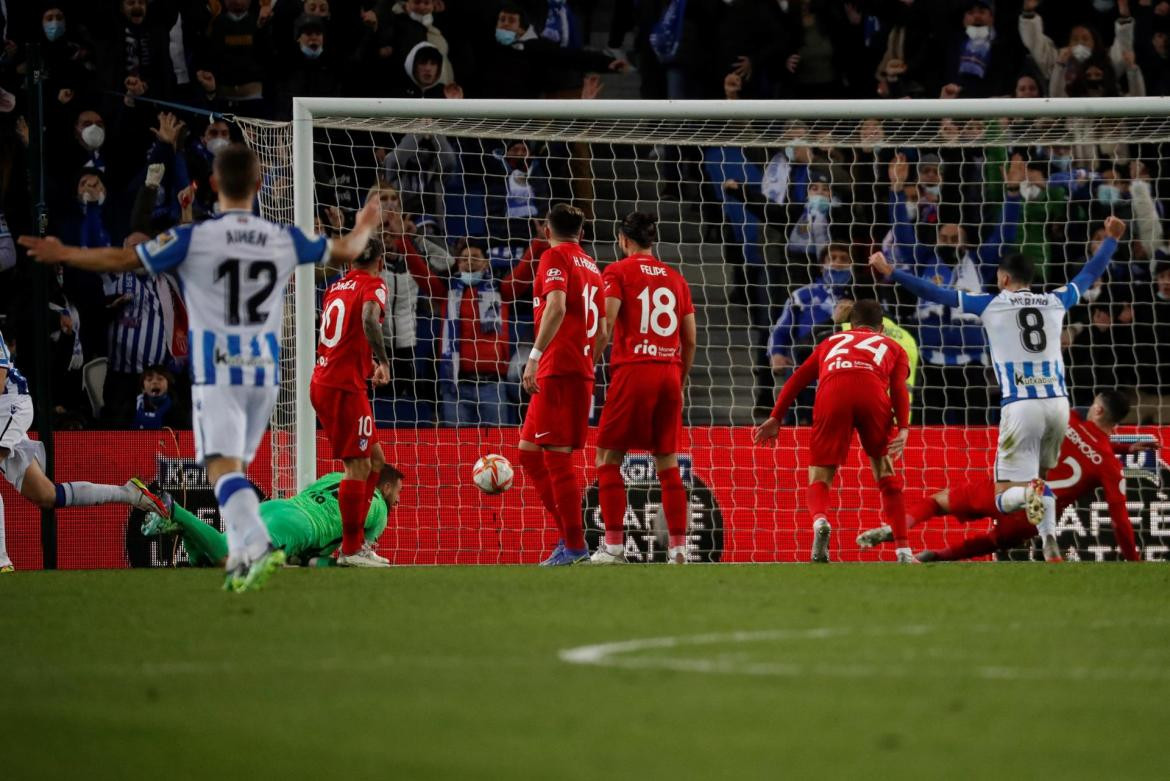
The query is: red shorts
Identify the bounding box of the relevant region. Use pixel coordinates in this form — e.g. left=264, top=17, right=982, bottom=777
left=946, top=479, right=1037, bottom=543
left=310, top=381, right=378, bottom=460
left=520, top=375, right=593, bottom=449
left=597, top=363, right=683, bottom=454
left=809, top=387, right=893, bottom=466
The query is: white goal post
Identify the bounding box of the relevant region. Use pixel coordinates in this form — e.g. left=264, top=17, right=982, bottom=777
left=234, top=95, right=1170, bottom=564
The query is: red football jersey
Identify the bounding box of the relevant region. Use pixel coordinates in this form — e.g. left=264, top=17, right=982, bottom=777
left=771, top=327, right=911, bottom=426
left=532, top=242, right=602, bottom=380
left=312, top=269, right=387, bottom=392
left=602, top=253, right=695, bottom=369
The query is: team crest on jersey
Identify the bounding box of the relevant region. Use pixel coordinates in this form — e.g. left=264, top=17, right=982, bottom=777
left=144, top=230, right=176, bottom=255
left=375, top=287, right=387, bottom=306
left=358, top=437, right=368, bottom=451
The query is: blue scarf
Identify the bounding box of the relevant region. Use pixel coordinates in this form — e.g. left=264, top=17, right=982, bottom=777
left=649, top=0, right=687, bottom=63
left=959, top=29, right=995, bottom=79
left=440, top=277, right=503, bottom=387
left=540, top=0, right=581, bottom=49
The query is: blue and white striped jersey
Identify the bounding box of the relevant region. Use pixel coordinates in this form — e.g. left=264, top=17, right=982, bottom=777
left=958, top=288, right=1074, bottom=404
left=103, top=272, right=168, bottom=374
left=0, top=329, right=29, bottom=396
left=135, top=211, right=329, bottom=386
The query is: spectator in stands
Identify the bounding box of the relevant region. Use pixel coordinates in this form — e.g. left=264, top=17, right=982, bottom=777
left=876, top=0, right=939, bottom=99
left=480, top=2, right=626, bottom=100
left=1019, top=0, right=1140, bottom=98
left=384, top=0, right=457, bottom=86
left=438, top=243, right=535, bottom=426
left=1067, top=300, right=1140, bottom=408
left=395, top=42, right=462, bottom=99
left=197, top=0, right=275, bottom=115
left=132, top=365, right=189, bottom=430
left=941, top=0, right=1018, bottom=99
left=1132, top=260, right=1170, bottom=403
left=378, top=217, right=444, bottom=401
left=884, top=153, right=944, bottom=269
left=767, top=243, right=855, bottom=374
left=1133, top=1, right=1170, bottom=95
left=93, top=0, right=177, bottom=101
left=100, top=234, right=170, bottom=426
left=274, top=15, right=341, bottom=119
left=486, top=139, right=548, bottom=244
left=22, top=5, right=96, bottom=126
left=384, top=132, right=457, bottom=231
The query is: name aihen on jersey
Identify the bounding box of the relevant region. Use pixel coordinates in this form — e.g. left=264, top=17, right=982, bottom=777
left=135, top=212, right=329, bottom=386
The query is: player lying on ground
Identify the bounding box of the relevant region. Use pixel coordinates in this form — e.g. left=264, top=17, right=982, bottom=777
left=21, top=144, right=379, bottom=591
left=310, top=240, right=391, bottom=568
left=856, top=390, right=1144, bottom=562
left=869, top=216, right=1124, bottom=563
left=753, top=299, right=914, bottom=563
left=517, top=204, right=605, bottom=566
left=590, top=212, right=697, bottom=565
left=142, top=466, right=403, bottom=568
left=0, top=329, right=167, bottom=573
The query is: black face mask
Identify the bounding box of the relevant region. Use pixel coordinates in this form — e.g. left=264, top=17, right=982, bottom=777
left=937, top=245, right=959, bottom=264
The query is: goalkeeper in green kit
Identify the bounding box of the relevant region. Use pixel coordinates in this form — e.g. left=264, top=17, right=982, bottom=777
left=141, top=466, right=404, bottom=568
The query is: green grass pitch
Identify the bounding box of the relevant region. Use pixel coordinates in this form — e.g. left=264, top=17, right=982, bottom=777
left=2, top=564, right=1168, bottom=780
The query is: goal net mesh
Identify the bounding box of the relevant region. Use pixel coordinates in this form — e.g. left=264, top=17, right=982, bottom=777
left=238, top=105, right=1170, bottom=564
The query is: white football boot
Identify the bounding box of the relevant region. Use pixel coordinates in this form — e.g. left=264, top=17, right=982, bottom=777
left=811, top=518, right=831, bottom=563
left=590, top=544, right=627, bottom=564
left=337, top=549, right=391, bottom=568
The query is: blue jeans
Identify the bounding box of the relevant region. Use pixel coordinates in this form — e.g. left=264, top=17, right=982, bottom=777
left=441, top=379, right=510, bottom=426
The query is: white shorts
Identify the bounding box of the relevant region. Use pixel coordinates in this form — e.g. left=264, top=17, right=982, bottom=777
left=995, top=396, right=1070, bottom=483
left=191, top=384, right=279, bottom=466
left=0, top=394, right=44, bottom=491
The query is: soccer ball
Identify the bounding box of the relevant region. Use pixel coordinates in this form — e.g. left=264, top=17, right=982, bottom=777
left=472, top=454, right=514, bottom=494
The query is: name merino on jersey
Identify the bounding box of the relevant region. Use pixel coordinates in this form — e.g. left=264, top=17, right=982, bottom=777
left=959, top=287, right=1074, bottom=404
left=135, top=211, right=330, bottom=387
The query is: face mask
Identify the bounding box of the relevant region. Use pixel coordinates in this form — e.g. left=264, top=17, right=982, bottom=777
left=1071, top=44, right=1092, bottom=62
left=784, top=145, right=798, bottom=161
left=966, top=25, right=990, bottom=42
left=300, top=44, right=323, bottom=59
left=822, top=268, right=852, bottom=287
left=807, top=193, right=830, bottom=214
left=227, top=11, right=249, bottom=22
left=459, top=270, right=484, bottom=285
left=778, top=0, right=789, bottom=10
left=1021, top=183, right=1043, bottom=201
left=80, top=190, right=106, bottom=206
left=495, top=28, right=518, bottom=46
left=206, top=137, right=229, bottom=154
left=1092, top=0, right=1114, bottom=12
left=903, top=200, right=919, bottom=222
left=81, top=124, right=105, bottom=150
left=43, top=20, right=65, bottom=41
left=1097, top=184, right=1123, bottom=205
left=937, top=245, right=959, bottom=264
left=1051, top=154, right=1071, bottom=171
left=409, top=12, right=434, bottom=26
left=922, top=183, right=941, bottom=198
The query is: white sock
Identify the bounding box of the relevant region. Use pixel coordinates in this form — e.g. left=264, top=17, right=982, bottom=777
left=1036, top=494, right=1057, bottom=537
left=605, top=542, right=624, bottom=555
left=0, top=492, right=11, bottom=567
left=214, top=473, right=270, bottom=562
left=57, top=481, right=132, bottom=507
left=996, top=486, right=1026, bottom=513
left=895, top=546, right=913, bottom=559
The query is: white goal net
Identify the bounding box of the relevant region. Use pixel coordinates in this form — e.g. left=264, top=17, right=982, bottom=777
left=238, top=97, right=1170, bottom=564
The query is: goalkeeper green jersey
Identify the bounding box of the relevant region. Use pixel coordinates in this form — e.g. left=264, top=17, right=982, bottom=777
left=263, top=472, right=388, bottom=558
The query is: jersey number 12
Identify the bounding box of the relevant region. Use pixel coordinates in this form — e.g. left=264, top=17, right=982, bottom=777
left=216, top=258, right=277, bottom=326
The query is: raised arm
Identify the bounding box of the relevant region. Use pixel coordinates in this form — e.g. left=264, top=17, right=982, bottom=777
left=329, top=199, right=381, bottom=265
left=1062, top=217, right=1124, bottom=307
left=868, top=250, right=960, bottom=307
left=18, top=236, right=142, bottom=272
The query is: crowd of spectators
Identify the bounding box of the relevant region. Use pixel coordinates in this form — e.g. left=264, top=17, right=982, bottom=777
left=0, top=0, right=1168, bottom=430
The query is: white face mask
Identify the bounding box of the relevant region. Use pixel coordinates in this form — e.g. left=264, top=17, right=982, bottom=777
left=80, top=124, right=105, bottom=150
left=903, top=199, right=919, bottom=222
left=409, top=11, right=434, bottom=26
left=778, top=0, right=789, bottom=10
left=1021, top=183, right=1043, bottom=202
left=966, top=25, right=990, bottom=42
left=80, top=190, right=106, bottom=206
left=206, top=136, right=229, bottom=154
left=1071, top=44, right=1092, bottom=62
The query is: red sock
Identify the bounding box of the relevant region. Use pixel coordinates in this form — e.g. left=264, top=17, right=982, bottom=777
left=659, top=466, right=688, bottom=549
left=949, top=480, right=1000, bottom=518
left=935, top=535, right=999, bottom=561
left=545, top=451, right=585, bottom=551
left=878, top=475, right=907, bottom=547
left=807, top=480, right=831, bottom=524
left=338, top=478, right=367, bottom=555
left=598, top=464, right=627, bottom=546
left=906, top=496, right=941, bottom=529
left=520, top=449, right=562, bottom=540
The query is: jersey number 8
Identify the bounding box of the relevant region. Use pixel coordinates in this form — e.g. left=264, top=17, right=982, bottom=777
left=1016, top=307, right=1047, bottom=353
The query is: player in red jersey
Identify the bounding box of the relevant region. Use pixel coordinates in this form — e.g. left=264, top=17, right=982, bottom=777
left=519, top=204, right=605, bottom=566
left=753, top=299, right=914, bottom=563
left=589, top=212, right=697, bottom=565
left=309, top=239, right=391, bottom=567
left=856, top=390, right=1145, bottom=562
